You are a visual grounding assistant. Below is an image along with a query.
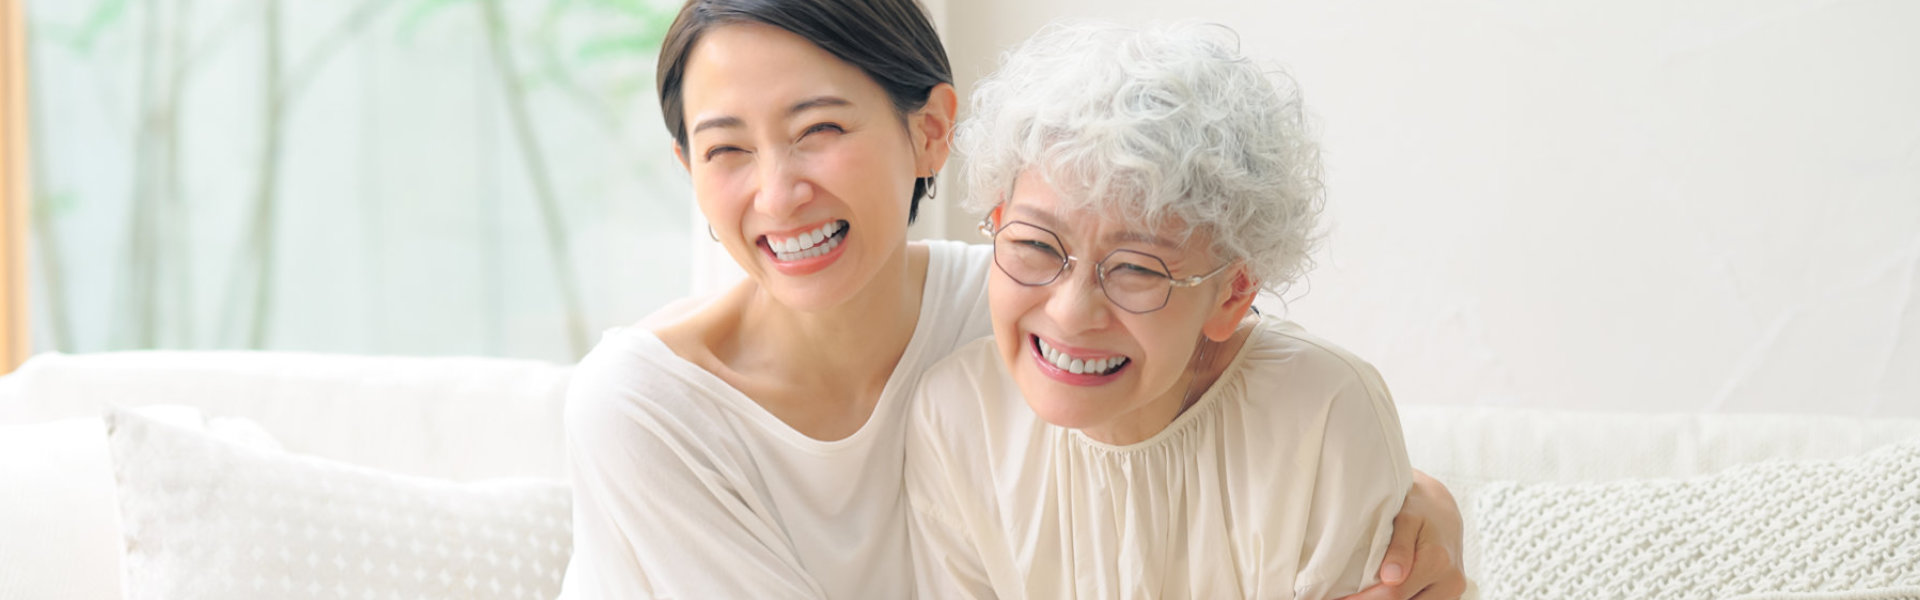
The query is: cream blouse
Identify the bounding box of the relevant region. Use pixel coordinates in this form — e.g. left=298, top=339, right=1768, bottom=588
left=905, top=319, right=1413, bottom=600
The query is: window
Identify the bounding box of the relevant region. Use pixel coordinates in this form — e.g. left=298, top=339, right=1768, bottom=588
left=3, top=0, right=28, bottom=374
left=22, top=0, right=691, bottom=363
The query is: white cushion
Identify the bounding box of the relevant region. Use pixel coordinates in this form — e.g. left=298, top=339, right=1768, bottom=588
left=1474, top=440, right=1920, bottom=599
left=107, top=408, right=573, bottom=600
left=1722, top=589, right=1920, bottom=600
left=0, top=418, right=124, bottom=600
left=1396, top=405, right=1920, bottom=575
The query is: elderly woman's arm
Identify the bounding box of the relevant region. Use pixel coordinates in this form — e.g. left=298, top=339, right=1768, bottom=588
left=1334, top=470, right=1469, bottom=600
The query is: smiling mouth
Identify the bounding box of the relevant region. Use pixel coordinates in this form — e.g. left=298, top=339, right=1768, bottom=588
left=1033, top=335, right=1131, bottom=376
left=761, top=220, right=849, bottom=262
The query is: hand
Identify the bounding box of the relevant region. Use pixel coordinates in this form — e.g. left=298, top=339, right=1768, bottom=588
left=1335, top=469, right=1468, bottom=600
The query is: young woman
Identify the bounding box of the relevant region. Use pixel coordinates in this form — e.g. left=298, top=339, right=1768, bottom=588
left=906, top=22, right=1422, bottom=599
left=559, top=2, right=1466, bottom=599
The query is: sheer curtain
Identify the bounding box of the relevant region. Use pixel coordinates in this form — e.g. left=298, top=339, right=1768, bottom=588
left=26, top=0, right=692, bottom=363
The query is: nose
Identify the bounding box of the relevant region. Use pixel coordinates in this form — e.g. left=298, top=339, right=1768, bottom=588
left=1042, top=261, right=1114, bottom=335
left=753, top=151, right=813, bottom=219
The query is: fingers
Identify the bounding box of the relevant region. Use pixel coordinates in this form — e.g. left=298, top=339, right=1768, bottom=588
left=1401, top=537, right=1467, bottom=600
left=1380, top=512, right=1424, bottom=585
left=1407, top=575, right=1468, bottom=600
left=1330, top=582, right=1408, bottom=600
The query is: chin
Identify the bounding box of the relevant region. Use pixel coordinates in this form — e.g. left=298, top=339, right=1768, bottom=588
left=1012, top=371, right=1118, bottom=430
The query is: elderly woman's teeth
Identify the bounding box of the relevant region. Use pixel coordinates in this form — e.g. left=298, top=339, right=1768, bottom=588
left=1037, top=337, right=1128, bottom=375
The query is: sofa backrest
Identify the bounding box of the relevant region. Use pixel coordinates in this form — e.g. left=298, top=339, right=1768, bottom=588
left=0, top=351, right=574, bottom=482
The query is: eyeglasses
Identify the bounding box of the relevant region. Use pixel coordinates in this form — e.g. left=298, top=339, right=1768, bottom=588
left=980, top=214, right=1233, bottom=314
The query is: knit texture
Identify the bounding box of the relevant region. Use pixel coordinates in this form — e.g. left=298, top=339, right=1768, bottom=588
left=1477, top=441, right=1920, bottom=600
left=1723, top=588, right=1920, bottom=600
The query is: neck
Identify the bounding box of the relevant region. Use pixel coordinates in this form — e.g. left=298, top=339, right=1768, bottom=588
left=727, top=242, right=927, bottom=394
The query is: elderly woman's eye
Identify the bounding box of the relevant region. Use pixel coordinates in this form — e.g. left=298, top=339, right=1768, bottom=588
left=1016, top=239, right=1062, bottom=257
left=1114, top=262, right=1170, bottom=279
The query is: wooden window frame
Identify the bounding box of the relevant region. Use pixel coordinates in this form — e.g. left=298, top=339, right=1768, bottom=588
left=2, top=0, right=27, bottom=373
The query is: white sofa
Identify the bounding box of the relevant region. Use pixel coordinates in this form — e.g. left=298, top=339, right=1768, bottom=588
left=3, top=350, right=1917, bottom=599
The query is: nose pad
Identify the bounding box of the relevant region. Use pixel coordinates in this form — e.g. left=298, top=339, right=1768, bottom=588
left=1043, top=262, right=1112, bottom=334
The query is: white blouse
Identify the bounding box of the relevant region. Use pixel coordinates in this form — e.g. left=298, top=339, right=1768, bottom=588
left=558, top=241, right=994, bottom=599
left=906, top=319, right=1413, bottom=600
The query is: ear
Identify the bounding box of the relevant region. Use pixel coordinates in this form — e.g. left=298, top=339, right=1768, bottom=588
left=1200, top=267, right=1259, bottom=342
left=909, top=83, right=959, bottom=175
left=672, top=142, right=692, bottom=172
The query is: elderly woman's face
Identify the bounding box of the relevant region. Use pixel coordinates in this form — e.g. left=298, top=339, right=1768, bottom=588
left=988, top=170, right=1244, bottom=445
left=676, top=22, right=925, bottom=311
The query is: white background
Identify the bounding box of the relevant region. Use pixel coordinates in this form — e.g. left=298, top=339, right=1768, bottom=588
left=912, top=0, right=1920, bottom=417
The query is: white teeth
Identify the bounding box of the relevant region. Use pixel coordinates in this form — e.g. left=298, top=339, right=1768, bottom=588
left=1036, top=337, right=1127, bottom=376
left=772, top=221, right=846, bottom=262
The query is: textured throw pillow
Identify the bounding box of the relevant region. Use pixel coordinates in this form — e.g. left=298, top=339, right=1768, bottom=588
left=107, top=408, right=572, bottom=600
left=1476, top=440, right=1920, bottom=600
left=1722, top=588, right=1920, bottom=600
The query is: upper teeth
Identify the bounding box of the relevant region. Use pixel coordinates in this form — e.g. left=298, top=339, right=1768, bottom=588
left=771, top=221, right=845, bottom=259
left=1037, top=337, right=1128, bottom=375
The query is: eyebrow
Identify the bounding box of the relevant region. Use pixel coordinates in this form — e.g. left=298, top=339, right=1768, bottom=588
left=1006, top=205, right=1178, bottom=249
left=789, top=95, right=852, bottom=115
left=690, top=116, right=742, bottom=136
left=1107, top=229, right=1178, bottom=249
left=689, top=96, right=854, bottom=137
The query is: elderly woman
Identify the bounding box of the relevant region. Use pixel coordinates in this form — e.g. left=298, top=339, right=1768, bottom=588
left=905, top=22, right=1422, bottom=599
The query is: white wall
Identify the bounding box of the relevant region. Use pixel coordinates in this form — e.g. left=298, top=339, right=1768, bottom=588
left=939, top=0, right=1920, bottom=417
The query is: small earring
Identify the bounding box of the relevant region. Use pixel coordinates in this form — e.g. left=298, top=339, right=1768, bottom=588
left=924, top=175, right=938, bottom=200
left=708, top=224, right=719, bottom=242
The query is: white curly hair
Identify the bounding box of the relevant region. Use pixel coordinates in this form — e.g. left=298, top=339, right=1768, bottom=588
left=959, top=20, right=1325, bottom=293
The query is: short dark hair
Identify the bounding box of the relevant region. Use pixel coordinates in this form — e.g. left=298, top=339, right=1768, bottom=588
left=657, top=0, right=952, bottom=223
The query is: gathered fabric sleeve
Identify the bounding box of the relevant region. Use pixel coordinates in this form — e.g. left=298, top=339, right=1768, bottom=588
left=1290, top=357, right=1415, bottom=600
left=904, top=363, right=1000, bottom=600
left=557, top=343, right=824, bottom=600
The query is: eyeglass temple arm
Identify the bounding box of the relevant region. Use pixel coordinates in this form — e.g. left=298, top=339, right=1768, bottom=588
left=1168, top=260, right=1237, bottom=288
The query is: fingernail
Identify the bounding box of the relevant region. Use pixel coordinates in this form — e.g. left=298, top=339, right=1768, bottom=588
left=1382, top=564, right=1405, bottom=584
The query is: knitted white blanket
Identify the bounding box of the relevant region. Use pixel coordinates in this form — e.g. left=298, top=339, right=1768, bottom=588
left=1476, top=440, right=1920, bottom=600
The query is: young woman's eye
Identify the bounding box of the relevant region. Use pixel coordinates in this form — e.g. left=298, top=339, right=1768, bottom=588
left=703, top=146, right=742, bottom=161
left=799, top=122, right=845, bottom=139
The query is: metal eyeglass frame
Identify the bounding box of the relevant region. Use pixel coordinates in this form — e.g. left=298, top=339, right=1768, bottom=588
left=979, top=212, right=1235, bottom=314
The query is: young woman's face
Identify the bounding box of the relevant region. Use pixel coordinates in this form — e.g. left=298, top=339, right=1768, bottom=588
left=987, top=171, right=1250, bottom=444
left=678, top=22, right=943, bottom=311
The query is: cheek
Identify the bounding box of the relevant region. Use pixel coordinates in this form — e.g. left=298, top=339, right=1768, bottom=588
left=987, top=273, right=1043, bottom=326
left=692, top=164, right=751, bottom=212
left=819, top=136, right=913, bottom=209
left=1127, top=316, right=1203, bottom=382
left=987, top=276, right=1043, bottom=356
